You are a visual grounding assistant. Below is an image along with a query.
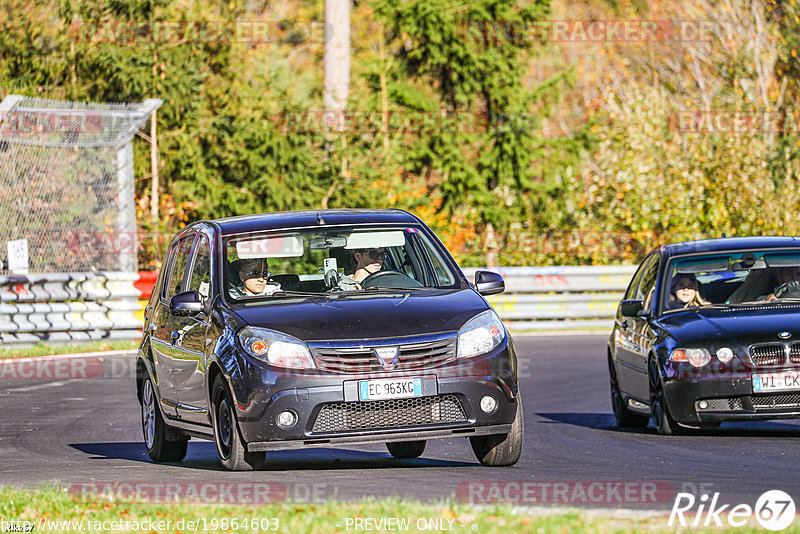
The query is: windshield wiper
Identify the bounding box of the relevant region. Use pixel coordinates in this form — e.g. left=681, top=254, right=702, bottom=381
left=729, top=298, right=800, bottom=306
left=267, top=290, right=325, bottom=298
left=360, top=286, right=427, bottom=292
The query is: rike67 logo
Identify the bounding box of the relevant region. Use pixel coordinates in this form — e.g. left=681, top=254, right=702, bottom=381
left=669, top=490, right=795, bottom=530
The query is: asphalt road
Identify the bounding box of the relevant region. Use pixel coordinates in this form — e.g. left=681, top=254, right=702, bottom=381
left=2, top=334, right=800, bottom=512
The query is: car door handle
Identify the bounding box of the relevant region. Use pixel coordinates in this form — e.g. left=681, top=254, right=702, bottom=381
left=171, top=331, right=180, bottom=346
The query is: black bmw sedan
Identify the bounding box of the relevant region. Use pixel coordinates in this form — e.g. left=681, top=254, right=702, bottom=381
left=137, top=209, right=522, bottom=470
left=609, top=236, right=800, bottom=434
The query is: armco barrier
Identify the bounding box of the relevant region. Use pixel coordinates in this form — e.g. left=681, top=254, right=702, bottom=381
left=0, top=272, right=142, bottom=345
left=0, top=266, right=637, bottom=344
left=461, top=266, right=636, bottom=331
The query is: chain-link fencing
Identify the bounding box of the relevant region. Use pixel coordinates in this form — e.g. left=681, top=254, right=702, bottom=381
left=0, top=95, right=161, bottom=273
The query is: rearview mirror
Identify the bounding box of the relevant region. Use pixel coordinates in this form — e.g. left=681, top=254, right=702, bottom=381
left=475, top=270, right=505, bottom=296
left=170, top=290, right=203, bottom=316
left=620, top=299, right=644, bottom=317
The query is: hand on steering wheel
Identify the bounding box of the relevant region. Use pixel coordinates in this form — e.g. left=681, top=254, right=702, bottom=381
left=360, top=270, right=423, bottom=289
left=774, top=279, right=800, bottom=298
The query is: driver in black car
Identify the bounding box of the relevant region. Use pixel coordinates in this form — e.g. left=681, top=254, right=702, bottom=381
left=766, top=266, right=800, bottom=300
left=337, top=248, right=385, bottom=290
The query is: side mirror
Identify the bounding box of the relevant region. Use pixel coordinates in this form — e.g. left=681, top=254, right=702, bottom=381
left=170, top=290, right=203, bottom=316
left=620, top=299, right=644, bottom=317
left=475, top=270, right=505, bottom=296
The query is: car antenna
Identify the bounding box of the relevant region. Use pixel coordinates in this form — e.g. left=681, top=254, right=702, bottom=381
left=317, top=212, right=326, bottom=225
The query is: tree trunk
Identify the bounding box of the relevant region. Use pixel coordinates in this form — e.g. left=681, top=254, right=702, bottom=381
left=485, top=223, right=499, bottom=267
left=323, top=0, right=351, bottom=186
left=324, top=0, right=351, bottom=115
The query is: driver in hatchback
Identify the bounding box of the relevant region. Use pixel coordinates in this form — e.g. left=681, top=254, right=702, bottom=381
left=337, top=248, right=385, bottom=290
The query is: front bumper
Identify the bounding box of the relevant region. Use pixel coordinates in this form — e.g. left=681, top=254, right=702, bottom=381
left=247, top=423, right=513, bottom=452
left=663, top=367, right=800, bottom=423
left=232, top=342, right=519, bottom=447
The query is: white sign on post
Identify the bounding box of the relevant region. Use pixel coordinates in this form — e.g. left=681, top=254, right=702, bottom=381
left=7, top=239, right=29, bottom=275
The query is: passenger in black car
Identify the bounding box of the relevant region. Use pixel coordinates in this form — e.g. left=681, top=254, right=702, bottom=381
left=668, top=273, right=710, bottom=309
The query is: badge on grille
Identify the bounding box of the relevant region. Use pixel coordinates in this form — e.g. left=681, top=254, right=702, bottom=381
left=779, top=331, right=792, bottom=339
left=374, top=347, right=399, bottom=368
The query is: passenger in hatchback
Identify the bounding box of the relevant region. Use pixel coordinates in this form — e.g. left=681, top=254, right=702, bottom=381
left=230, top=259, right=281, bottom=297
left=668, top=273, right=709, bottom=309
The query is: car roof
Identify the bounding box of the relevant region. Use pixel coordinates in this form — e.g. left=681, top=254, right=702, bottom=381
left=197, top=209, right=421, bottom=236
left=661, top=236, right=800, bottom=258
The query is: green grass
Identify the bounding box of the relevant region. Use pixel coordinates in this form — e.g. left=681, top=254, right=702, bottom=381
left=0, top=485, right=795, bottom=533
left=0, top=340, right=139, bottom=359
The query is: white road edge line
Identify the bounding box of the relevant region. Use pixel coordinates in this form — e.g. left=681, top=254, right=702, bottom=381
left=2, top=381, right=67, bottom=392
left=0, top=350, right=137, bottom=363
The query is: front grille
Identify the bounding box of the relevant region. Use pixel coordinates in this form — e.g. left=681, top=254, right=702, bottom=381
left=311, top=337, right=456, bottom=374
left=750, top=344, right=786, bottom=367
left=790, top=343, right=800, bottom=364
left=753, top=394, right=800, bottom=410
left=697, top=397, right=743, bottom=411
left=311, top=394, right=467, bottom=433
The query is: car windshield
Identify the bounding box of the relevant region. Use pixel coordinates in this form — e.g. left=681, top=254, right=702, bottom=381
left=223, top=225, right=461, bottom=300
left=663, top=250, right=800, bottom=312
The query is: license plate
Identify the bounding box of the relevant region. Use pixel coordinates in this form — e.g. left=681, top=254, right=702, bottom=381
left=752, top=372, right=800, bottom=392
left=359, top=377, right=423, bottom=401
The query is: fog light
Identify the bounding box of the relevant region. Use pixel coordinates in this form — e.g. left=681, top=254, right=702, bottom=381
left=276, top=410, right=297, bottom=429
left=716, top=347, right=734, bottom=364
left=480, top=395, right=497, bottom=414
left=698, top=400, right=709, bottom=410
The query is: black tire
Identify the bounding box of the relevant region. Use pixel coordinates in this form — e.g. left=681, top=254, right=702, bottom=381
left=386, top=440, right=426, bottom=459
left=608, top=356, right=649, bottom=428
left=140, top=377, right=188, bottom=462
left=211, top=375, right=265, bottom=471
left=649, top=357, right=685, bottom=435
left=470, top=396, right=524, bottom=467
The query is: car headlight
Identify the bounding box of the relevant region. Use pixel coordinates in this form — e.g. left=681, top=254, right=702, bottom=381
left=237, top=327, right=315, bottom=369
left=669, top=347, right=711, bottom=368
left=457, top=310, right=506, bottom=359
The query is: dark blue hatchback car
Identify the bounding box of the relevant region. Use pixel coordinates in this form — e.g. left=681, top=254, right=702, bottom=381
left=137, top=209, right=522, bottom=470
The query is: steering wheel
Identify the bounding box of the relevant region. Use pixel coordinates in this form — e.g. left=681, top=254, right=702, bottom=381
left=774, top=280, right=800, bottom=298
left=361, top=270, right=424, bottom=289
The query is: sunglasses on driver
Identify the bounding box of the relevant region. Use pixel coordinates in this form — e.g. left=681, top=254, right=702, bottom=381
left=360, top=248, right=385, bottom=260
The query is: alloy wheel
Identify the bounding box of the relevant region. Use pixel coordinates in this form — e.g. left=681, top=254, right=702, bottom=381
left=217, top=396, right=233, bottom=459
left=142, top=380, right=156, bottom=449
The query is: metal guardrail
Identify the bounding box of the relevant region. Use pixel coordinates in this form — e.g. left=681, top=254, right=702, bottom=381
left=0, top=266, right=637, bottom=345
left=462, top=266, right=636, bottom=331
left=0, top=272, right=142, bottom=345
